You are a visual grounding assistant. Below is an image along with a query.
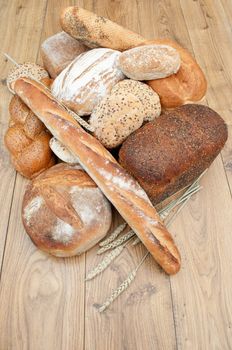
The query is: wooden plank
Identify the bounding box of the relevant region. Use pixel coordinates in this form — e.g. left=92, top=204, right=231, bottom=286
left=84, top=2, right=177, bottom=349
left=0, top=1, right=85, bottom=349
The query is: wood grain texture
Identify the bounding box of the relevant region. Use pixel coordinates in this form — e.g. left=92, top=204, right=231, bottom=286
left=0, top=0, right=232, bottom=349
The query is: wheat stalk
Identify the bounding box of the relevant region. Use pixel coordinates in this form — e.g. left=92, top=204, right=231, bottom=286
left=3, top=53, right=94, bottom=133
left=97, top=230, right=135, bottom=255
left=99, top=223, right=127, bottom=247
left=98, top=252, right=149, bottom=313
left=85, top=245, right=124, bottom=281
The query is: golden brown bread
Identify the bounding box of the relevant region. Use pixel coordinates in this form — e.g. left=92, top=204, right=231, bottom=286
left=119, top=104, right=228, bottom=204
left=4, top=95, right=55, bottom=179
left=22, top=163, right=112, bottom=257
left=14, top=77, right=181, bottom=275
left=60, top=6, right=146, bottom=50
left=145, top=39, right=207, bottom=108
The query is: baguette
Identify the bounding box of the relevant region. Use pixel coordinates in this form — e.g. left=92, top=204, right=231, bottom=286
left=14, top=77, right=181, bottom=275
left=60, top=6, right=146, bottom=51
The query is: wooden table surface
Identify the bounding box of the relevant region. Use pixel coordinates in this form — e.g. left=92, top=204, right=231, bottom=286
left=0, top=0, right=232, bottom=349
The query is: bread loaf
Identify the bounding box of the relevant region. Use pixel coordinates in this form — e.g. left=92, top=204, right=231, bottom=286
left=49, top=137, right=79, bottom=164
left=4, top=95, right=55, bottom=178
left=60, top=6, right=146, bottom=50
left=14, top=78, right=181, bottom=275
left=22, top=163, right=112, bottom=257
left=41, top=31, right=89, bottom=78
left=119, top=104, right=228, bottom=204
left=119, top=44, right=180, bottom=80
left=51, top=48, right=125, bottom=115
left=145, top=39, right=207, bottom=108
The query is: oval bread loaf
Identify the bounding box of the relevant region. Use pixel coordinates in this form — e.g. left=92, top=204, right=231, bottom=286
left=51, top=48, right=125, bottom=115
left=60, top=6, right=146, bottom=50
left=22, top=163, right=112, bottom=257
left=118, top=44, right=181, bottom=80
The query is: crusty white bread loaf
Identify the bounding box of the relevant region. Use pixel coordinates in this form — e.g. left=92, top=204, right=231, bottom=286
left=41, top=31, right=89, bottom=78
left=14, top=77, right=181, bottom=275
left=119, top=44, right=181, bottom=80
left=60, top=6, right=146, bottom=51
left=22, top=163, right=112, bottom=257
left=51, top=48, right=125, bottom=115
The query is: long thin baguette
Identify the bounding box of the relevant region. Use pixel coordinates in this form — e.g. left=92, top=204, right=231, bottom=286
left=60, top=6, right=146, bottom=51
left=14, top=78, right=181, bottom=275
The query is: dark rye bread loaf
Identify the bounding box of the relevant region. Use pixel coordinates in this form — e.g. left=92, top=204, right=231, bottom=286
left=119, top=104, right=228, bottom=205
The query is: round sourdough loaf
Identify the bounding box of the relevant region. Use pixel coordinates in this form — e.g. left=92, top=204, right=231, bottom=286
left=22, top=163, right=112, bottom=257
left=118, top=44, right=180, bottom=80
left=119, top=104, right=228, bottom=204
left=51, top=48, right=125, bottom=115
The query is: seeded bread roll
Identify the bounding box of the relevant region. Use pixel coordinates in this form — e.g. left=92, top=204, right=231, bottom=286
left=110, top=80, right=161, bottom=122
left=119, top=104, right=228, bottom=204
left=119, top=44, right=180, bottom=80
left=41, top=31, right=89, bottom=78
left=90, top=93, right=144, bottom=148
left=22, top=163, right=112, bottom=257
left=7, top=62, right=50, bottom=94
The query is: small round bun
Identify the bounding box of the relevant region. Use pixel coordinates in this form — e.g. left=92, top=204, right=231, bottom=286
left=111, top=80, right=161, bottom=121
left=90, top=92, right=144, bottom=148
left=7, top=62, right=49, bottom=94
left=22, top=163, right=112, bottom=257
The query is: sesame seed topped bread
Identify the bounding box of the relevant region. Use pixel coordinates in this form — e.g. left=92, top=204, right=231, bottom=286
left=119, top=44, right=181, bottom=80
left=60, top=6, right=146, bottom=50
left=110, top=80, right=161, bottom=122
left=90, top=92, right=144, bottom=148
left=119, top=104, right=228, bottom=205
left=22, top=163, right=112, bottom=257
left=51, top=48, right=125, bottom=115
left=7, top=62, right=50, bottom=94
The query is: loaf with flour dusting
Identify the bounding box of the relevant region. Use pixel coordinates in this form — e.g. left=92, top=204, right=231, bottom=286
left=14, top=77, right=181, bottom=275
left=51, top=48, right=125, bottom=115
left=22, top=163, right=112, bottom=257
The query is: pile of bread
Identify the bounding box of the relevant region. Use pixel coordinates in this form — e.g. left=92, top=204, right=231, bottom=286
left=4, top=7, right=228, bottom=275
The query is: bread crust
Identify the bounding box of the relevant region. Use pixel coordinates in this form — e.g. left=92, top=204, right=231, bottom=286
left=22, top=163, right=112, bottom=257
left=14, top=77, right=181, bottom=274
left=119, top=104, right=228, bottom=204
left=145, top=39, right=207, bottom=108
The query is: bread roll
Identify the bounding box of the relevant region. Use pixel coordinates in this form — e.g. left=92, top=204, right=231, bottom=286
left=110, top=80, right=161, bottom=122
left=4, top=95, right=55, bottom=178
left=22, top=163, right=112, bottom=257
left=41, top=31, right=89, bottom=78
left=119, top=104, right=228, bottom=204
left=145, top=39, right=207, bottom=108
left=60, top=6, right=146, bottom=50
left=7, top=62, right=50, bottom=94
left=14, top=78, right=181, bottom=274
left=119, top=45, right=180, bottom=80
left=49, top=137, right=79, bottom=164
left=51, top=48, right=125, bottom=115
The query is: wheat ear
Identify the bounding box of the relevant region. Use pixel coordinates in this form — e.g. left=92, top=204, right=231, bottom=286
left=99, top=223, right=127, bottom=247
left=98, top=252, right=149, bottom=313
left=97, top=230, right=135, bottom=255
left=85, top=246, right=124, bottom=281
